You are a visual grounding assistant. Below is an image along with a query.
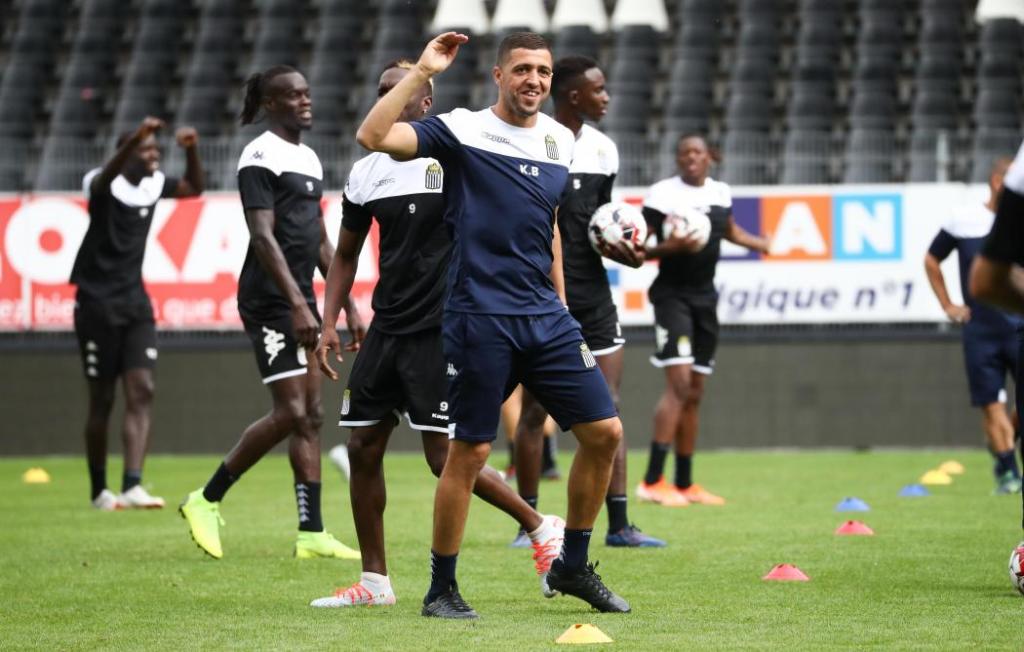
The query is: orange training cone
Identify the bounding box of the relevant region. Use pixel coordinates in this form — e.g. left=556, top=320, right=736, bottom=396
left=835, top=520, right=874, bottom=536
left=555, top=624, right=614, bottom=645
left=762, top=564, right=810, bottom=581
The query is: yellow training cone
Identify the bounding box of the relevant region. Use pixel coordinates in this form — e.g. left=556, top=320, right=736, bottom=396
left=556, top=624, right=614, bottom=645
left=920, top=469, right=953, bottom=485
left=22, top=467, right=51, bottom=484
left=939, top=460, right=965, bottom=475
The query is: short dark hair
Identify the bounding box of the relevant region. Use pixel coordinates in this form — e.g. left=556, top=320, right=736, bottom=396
left=552, top=55, right=600, bottom=101
left=496, top=31, right=550, bottom=66
left=677, top=132, right=709, bottom=149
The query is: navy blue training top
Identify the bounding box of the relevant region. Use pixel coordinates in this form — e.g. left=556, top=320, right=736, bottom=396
left=928, top=202, right=1022, bottom=334
left=411, top=108, right=575, bottom=315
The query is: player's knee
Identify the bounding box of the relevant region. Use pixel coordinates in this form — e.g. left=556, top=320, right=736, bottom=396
left=518, top=399, right=549, bottom=434
left=581, top=418, right=623, bottom=455
left=305, top=401, right=324, bottom=432
left=275, top=400, right=308, bottom=435
left=89, top=384, right=117, bottom=414
left=684, top=384, right=704, bottom=408
left=126, top=376, right=156, bottom=408
left=426, top=450, right=446, bottom=477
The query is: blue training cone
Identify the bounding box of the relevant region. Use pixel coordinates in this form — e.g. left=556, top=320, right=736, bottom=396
left=835, top=496, right=870, bottom=512
left=899, top=484, right=930, bottom=497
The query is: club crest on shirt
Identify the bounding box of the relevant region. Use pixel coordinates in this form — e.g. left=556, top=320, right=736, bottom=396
left=425, top=162, right=442, bottom=190
left=545, top=134, right=559, bottom=160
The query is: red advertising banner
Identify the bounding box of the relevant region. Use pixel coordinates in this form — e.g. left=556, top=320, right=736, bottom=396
left=0, top=193, right=380, bottom=330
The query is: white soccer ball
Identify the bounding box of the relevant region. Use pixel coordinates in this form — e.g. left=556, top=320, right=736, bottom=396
left=662, top=207, right=712, bottom=251
left=1009, top=543, right=1024, bottom=595
left=588, top=201, right=647, bottom=255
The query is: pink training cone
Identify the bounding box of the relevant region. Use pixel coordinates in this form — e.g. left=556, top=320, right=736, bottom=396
left=835, top=520, right=875, bottom=536
left=762, top=563, right=810, bottom=581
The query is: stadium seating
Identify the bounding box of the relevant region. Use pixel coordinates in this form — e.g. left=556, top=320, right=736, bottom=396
left=0, top=0, right=1020, bottom=191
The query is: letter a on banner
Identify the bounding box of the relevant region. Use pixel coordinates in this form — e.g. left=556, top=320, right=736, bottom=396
left=762, top=196, right=831, bottom=260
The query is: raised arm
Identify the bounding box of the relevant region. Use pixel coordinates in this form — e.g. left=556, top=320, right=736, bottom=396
left=724, top=214, right=770, bottom=254
left=245, top=208, right=319, bottom=348
left=356, top=32, right=468, bottom=159
left=91, top=116, right=163, bottom=196
left=173, top=127, right=205, bottom=198
left=318, top=225, right=369, bottom=380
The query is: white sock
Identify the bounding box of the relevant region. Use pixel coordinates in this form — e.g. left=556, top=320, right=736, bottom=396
left=360, top=572, right=391, bottom=593
left=528, top=515, right=557, bottom=543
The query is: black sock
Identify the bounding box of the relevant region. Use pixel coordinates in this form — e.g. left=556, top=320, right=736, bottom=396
left=426, top=550, right=458, bottom=603
left=88, top=465, right=106, bottom=501
left=675, top=453, right=693, bottom=489
left=295, top=481, right=323, bottom=532
left=557, top=528, right=592, bottom=571
left=122, top=470, right=142, bottom=494
left=996, top=450, right=1020, bottom=478
left=644, top=442, right=670, bottom=485
left=542, top=435, right=557, bottom=468
left=202, top=462, right=238, bottom=503
left=519, top=495, right=538, bottom=535
left=606, top=494, right=628, bottom=533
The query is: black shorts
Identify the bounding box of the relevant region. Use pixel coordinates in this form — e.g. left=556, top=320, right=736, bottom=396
left=962, top=326, right=1018, bottom=406
left=650, top=292, right=719, bottom=374
left=242, top=312, right=311, bottom=384
left=443, top=310, right=617, bottom=442
left=74, top=299, right=157, bottom=380
left=570, top=301, right=625, bottom=356
left=338, top=326, right=449, bottom=433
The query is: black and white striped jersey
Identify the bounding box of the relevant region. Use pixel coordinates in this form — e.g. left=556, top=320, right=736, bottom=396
left=559, top=123, right=619, bottom=311
left=342, top=152, right=447, bottom=334
left=72, top=168, right=178, bottom=305
left=236, top=130, right=324, bottom=322
left=643, top=175, right=732, bottom=298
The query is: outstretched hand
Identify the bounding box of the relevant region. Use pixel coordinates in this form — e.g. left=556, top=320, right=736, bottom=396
left=417, top=32, right=470, bottom=77
left=134, top=116, right=164, bottom=141
left=175, top=126, right=199, bottom=148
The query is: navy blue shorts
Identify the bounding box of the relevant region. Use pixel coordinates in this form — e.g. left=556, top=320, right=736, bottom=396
left=442, top=310, right=618, bottom=442
left=962, top=327, right=1018, bottom=406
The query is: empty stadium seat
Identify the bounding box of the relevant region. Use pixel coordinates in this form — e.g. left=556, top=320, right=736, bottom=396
left=781, top=129, right=832, bottom=184
left=553, top=25, right=600, bottom=60
left=493, top=0, right=548, bottom=33
left=610, top=0, right=669, bottom=32
left=431, top=0, right=489, bottom=34
left=551, top=0, right=608, bottom=33
left=976, top=0, right=1024, bottom=23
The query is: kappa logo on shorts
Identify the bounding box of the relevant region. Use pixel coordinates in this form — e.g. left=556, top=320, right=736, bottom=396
left=145, top=347, right=158, bottom=360
left=446, top=363, right=458, bottom=377
left=425, top=162, right=442, bottom=190
left=544, top=134, right=559, bottom=160
left=262, top=326, right=286, bottom=366
left=580, top=343, right=597, bottom=369
left=297, top=347, right=307, bottom=366
left=655, top=325, right=668, bottom=351
left=341, top=389, right=350, bottom=416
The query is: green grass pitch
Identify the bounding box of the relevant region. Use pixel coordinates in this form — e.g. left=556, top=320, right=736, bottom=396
left=2, top=450, right=1023, bottom=650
